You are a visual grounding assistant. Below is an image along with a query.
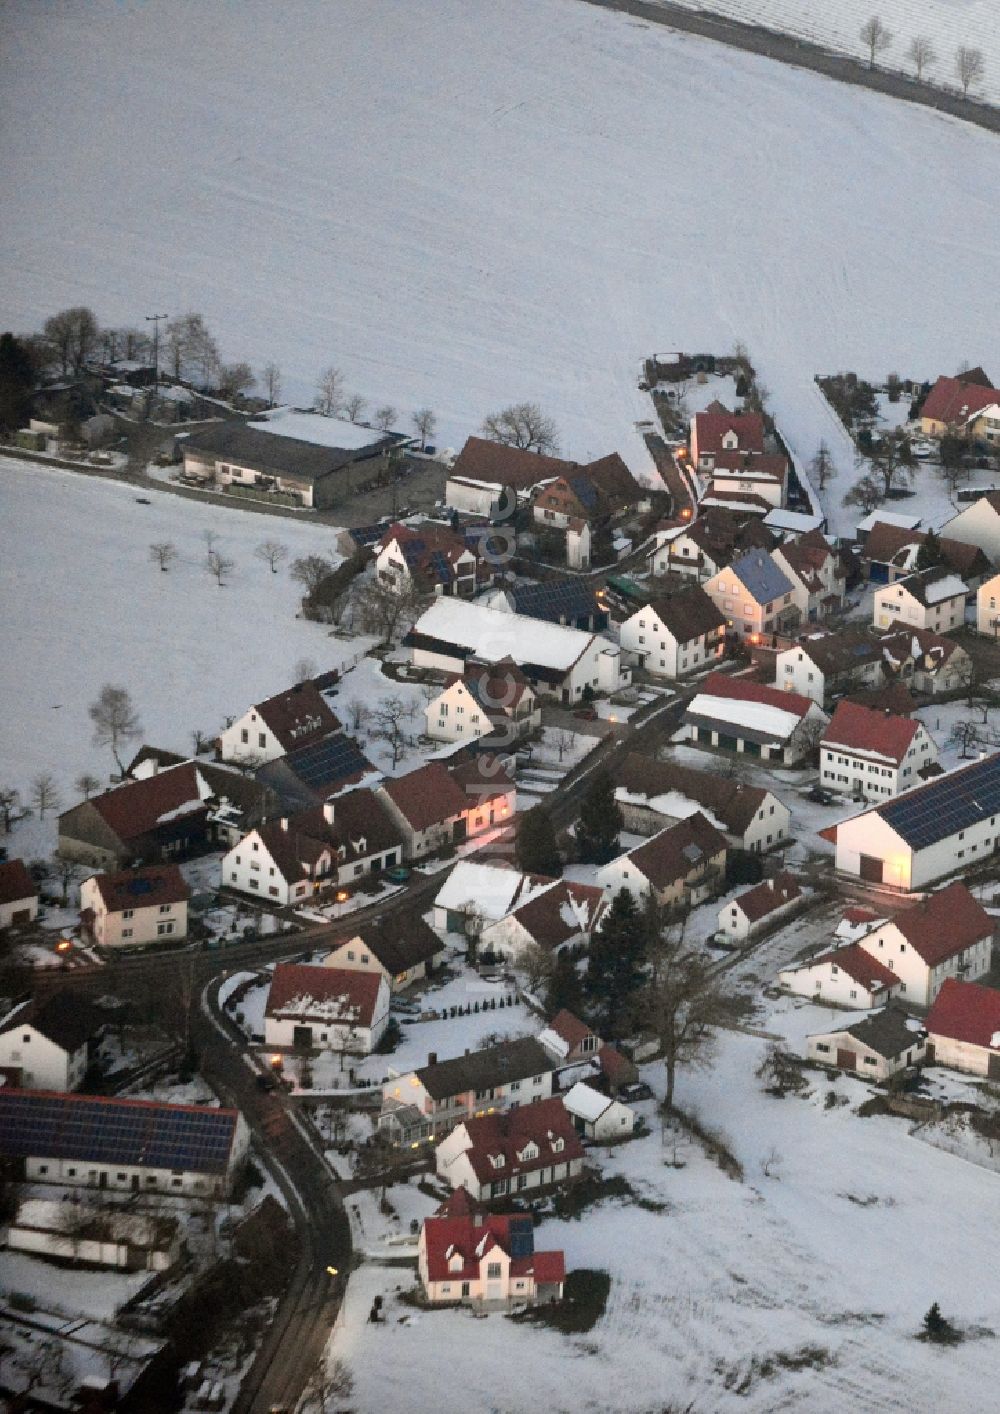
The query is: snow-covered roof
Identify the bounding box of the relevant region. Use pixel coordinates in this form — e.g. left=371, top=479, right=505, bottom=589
left=858, top=510, right=922, bottom=533
left=764, top=508, right=825, bottom=534
left=562, top=1081, right=615, bottom=1123
left=687, top=692, right=804, bottom=742
left=434, top=860, right=549, bottom=921
left=411, top=598, right=602, bottom=672
left=615, top=786, right=727, bottom=834
left=918, top=572, right=967, bottom=604
left=251, top=406, right=396, bottom=450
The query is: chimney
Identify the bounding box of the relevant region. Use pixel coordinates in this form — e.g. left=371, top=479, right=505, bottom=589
left=323, top=800, right=335, bottom=825
left=428, top=1052, right=437, bottom=1066
left=280, top=817, right=289, bottom=832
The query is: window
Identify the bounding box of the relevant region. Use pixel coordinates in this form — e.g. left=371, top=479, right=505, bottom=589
left=487, top=1262, right=502, bottom=1279
left=159, top=903, right=171, bottom=914
left=863, top=1056, right=877, bottom=1067
left=815, top=1043, right=830, bottom=1053
left=122, top=908, right=134, bottom=920
left=241, top=728, right=249, bottom=743
left=461, top=1282, right=471, bottom=1297
left=258, top=733, right=266, bottom=748
left=157, top=921, right=174, bottom=936
left=122, top=928, right=133, bottom=938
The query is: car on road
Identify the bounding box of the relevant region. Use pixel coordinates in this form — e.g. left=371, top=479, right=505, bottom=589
left=256, top=1071, right=279, bottom=1092
left=385, top=865, right=411, bottom=885
left=806, top=786, right=835, bottom=805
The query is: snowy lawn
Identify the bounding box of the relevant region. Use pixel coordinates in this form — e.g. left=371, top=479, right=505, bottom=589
left=0, top=459, right=355, bottom=813
left=3, top=0, right=1000, bottom=544
left=0, top=1250, right=151, bottom=1322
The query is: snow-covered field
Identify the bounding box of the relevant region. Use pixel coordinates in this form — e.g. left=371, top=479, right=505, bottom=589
left=0, top=458, right=356, bottom=810
left=656, top=0, right=1000, bottom=106
left=3, top=0, right=1000, bottom=539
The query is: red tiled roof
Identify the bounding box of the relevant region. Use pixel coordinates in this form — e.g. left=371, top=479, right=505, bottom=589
left=595, top=1044, right=637, bottom=1086
left=692, top=410, right=765, bottom=457
left=512, top=881, right=606, bottom=948
left=0, top=859, right=37, bottom=907
left=926, top=979, right=1000, bottom=1049
left=380, top=762, right=470, bottom=831
left=920, top=374, right=997, bottom=426
left=421, top=1208, right=565, bottom=1286
left=265, top=963, right=383, bottom=1029
left=821, top=700, right=921, bottom=765
left=699, top=671, right=814, bottom=721
left=733, top=871, right=801, bottom=923
left=885, top=882, right=993, bottom=967
left=254, top=681, right=341, bottom=751
left=546, top=1010, right=597, bottom=1052
left=808, top=943, right=900, bottom=994
left=625, top=811, right=728, bottom=891
left=458, top=1097, right=584, bottom=1185
left=450, top=437, right=573, bottom=490
left=88, top=764, right=208, bottom=843
left=465, top=657, right=533, bottom=712
left=89, top=863, right=190, bottom=914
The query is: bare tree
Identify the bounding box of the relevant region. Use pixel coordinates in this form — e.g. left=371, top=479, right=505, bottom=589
left=0, top=785, right=22, bottom=833
left=315, top=365, right=345, bottom=417
left=89, top=685, right=142, bottom=774
left=217, top=361, right=255, bottom=400
left=642, top=929, right=743, bottom=1108
left=342, top=392, right=368, bottom=423
left=518, top=940, right=555, bottom=995
left=907, top=35, right=937, bottom=79
left=190, top=728, right=211, bottom=755
left=480, top=401, right=558, bottom=454
left=373, top=403, right=397, bottom=432
left=50, top=852, right=79, bottom=905
left=810, top=441, right=833, bottom=491
left=354, top=577, right=426, bottom=643
left=412, top=407, right=437, bottom=450
left=950, top=718, right=984, bottom=760
left=302, top=1355, right=354, bottom=1413
left=860, top=15, right=892, bottom=68
left=206, top=548, right=235, bottom=587
left=290, top=553, right=337, bottom=597
left=869, top=434, right=914, bottom=501
left=149, top=541, right=177, bottom=572
left=30, top=772, right=61, bottom=820
left=164, top=313, right=218, bottom=385
left=260, top=360, right=282, bottom=407
left=43, top=306, right=99, bottom=375
left=791, top=715, right=827, bottom=765
left=74, top=772, right=101, bottom=800
left=345, top=699, right=370, bottom=732
left=370, top=695, right=410, bottom=768
left=554, top=728, right=575, bottom=763
left=16, top=1334, right=69, bottom=1399
left=255, top=539, right=288, bottom=574
left=293, top=657, right=317, bottom=684
left=842, top=474, right=883, bottom=516
left=956, top=45, right=985, bottom=97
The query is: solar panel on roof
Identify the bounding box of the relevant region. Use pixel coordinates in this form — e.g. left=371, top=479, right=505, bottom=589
left=880, top=753, right=1000, bottom=850
left=286, top=734, right=370, bottom=791
left=512, top=580, right=597, bottom=623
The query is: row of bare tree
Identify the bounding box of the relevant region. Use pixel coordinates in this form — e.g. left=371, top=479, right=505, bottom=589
left=860, top=15, right=986, bottom=97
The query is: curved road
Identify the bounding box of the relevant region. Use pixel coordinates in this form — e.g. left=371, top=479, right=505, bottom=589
left=581, top=0, right=1000, bottom=135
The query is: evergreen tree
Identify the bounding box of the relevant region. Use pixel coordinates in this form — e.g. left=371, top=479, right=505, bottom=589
left=575, top=771, right=623, bottom=864
left=0, top=332, right=34, bottom=432
left=915, top=528, right=945, bottom=572
left=515, top=804, right=562, bottom=877
left=546, top=949, right=584, bottom=1017
left=585, top=888, right=648, bottom=1039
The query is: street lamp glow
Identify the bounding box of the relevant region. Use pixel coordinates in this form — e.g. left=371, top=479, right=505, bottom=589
left=326, top=1265, right=338, bottom=1276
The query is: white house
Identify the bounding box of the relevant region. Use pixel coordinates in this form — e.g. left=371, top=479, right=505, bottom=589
left=0, top=1089, right=249, bottom=1198
left=925, top=979, right=1000, bottom=1078
left=264, top=962, right=390, bottom=1055
left=444, top=436, right=567, bottom=517
left=819, top=701, right=938, bottom=802
left=613, top=753, right=790, bottom=853
left=848, top=882, right=993, bottom=1007
left=597, top=812, right=728, bottom=911
left=977, top=572, right=1000, bottom=639
left=617, top=587, right=726, bottom=679
left=879, top=624, right=972, bottom=696
left=689, top=406, right=765, bottom=471
left=707, top=452, right=788, bottom=509
left=873, top=569, right=968, bottom=635
left=561, top=1082, right=637, bottom=1141
left=821, top=753, right=1000, bottom=891
left=481, top=880, right=607, bottom=961
left=435, top=1097, right=585, bottom=1201
left=775, top=632, right=884, bottom=706
left=703, top=550, right=798, bottom=643
left=378, top=1037, right=557, bottom=1145
left=320, top=918, right=444, bottom=993
left=716, top=872, right=802, bottom=943
left=779, top=943, right=902, bottom=1009
left=772, top=530, right=845, bottom=623
left=80, top=864, right=190, bottom=950
left=375, top=521, right=484, bottom=598
left=407, top=598, right=630, bottom=704
left=0, top=994, right=97, bottom=1092
left=424, top=659, right=539, bottom=744
left=683, top=672, right=828, bottom=765
left=942, top=491, right=1000, bottom=563
left=806, top=1007, right=927, bottom=1082
left=377, top=760, right=515, bottom=860
left=0, top=859, right=38, bottom=930
left=219, top=681, right=341, bottom=766
left=418, top=1189, right=565, bottom=1307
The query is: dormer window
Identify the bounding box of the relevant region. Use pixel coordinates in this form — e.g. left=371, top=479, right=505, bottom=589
left=490, top=1153, right=505, bottom=1169
left=551, top=1137, right=565, bottom=1154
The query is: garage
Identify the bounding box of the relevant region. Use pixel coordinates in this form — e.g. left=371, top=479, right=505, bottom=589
left=859, top=854, right=884, bottom=884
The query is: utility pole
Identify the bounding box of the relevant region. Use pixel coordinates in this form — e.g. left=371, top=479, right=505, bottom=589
left=144, top=313, right=168, bottom=386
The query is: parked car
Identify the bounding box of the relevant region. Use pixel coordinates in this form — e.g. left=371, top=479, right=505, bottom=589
left=807, top=786, right=835, bottom=805
left=621, top=1081, right=653, bottom=1102
left=385, top=865, right=411, bottom=885
left=256, top=1071, right=279, bottom=1092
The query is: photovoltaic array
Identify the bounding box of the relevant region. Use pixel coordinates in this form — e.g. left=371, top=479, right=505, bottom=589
left=880, top=754, right=1000, bottom=850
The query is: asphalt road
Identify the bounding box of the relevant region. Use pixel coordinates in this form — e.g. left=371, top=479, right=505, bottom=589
left=581, top=0, right=1000, bottom=135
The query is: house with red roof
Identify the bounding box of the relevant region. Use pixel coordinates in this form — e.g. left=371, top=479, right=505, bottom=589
left=773, top=529, right=846, bottom=620
left=417, top=1188, right=565, bottom=1307
left=597, top=812, right=728, bottom=911
left=57, top=763, right=215, bottom=869
left=423, top=657, right=540, bottom=745
left=926, top=979, right=1000, bottom=1077
left=779, top=942, right=902, bottom=1009
left=682, top=672, right=827, bottom=765
left=375, top=520, right=492, bottom=599
left=716, top=872, right=802, bottom=943
left=819, top=701, right=938, bottom=802
left=537, top=1011, right=602, bottom=1066
left=849, top=882, right=993, bottom=1007
left=689, top=405, right=765, bottom=471
left=264, top=962, right=390, bottom=1055
left=0, top=858, right=39, bottom=930
left=919, top=371, right=997, bottom=438
left=79, top=864, right=190, bottom=950
left=377, top=759, right=514, bottom=860
left=218, top=680, right=341, bottom=767
left=707, top=450, right=789, bottom=510
left=445, top=436, right=571, bottom=518
left=481, top=880, right=608, bottom=962
left=435, top=1096, right=584, bottom=1202
left=878, top=622, right=972, bottom=696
